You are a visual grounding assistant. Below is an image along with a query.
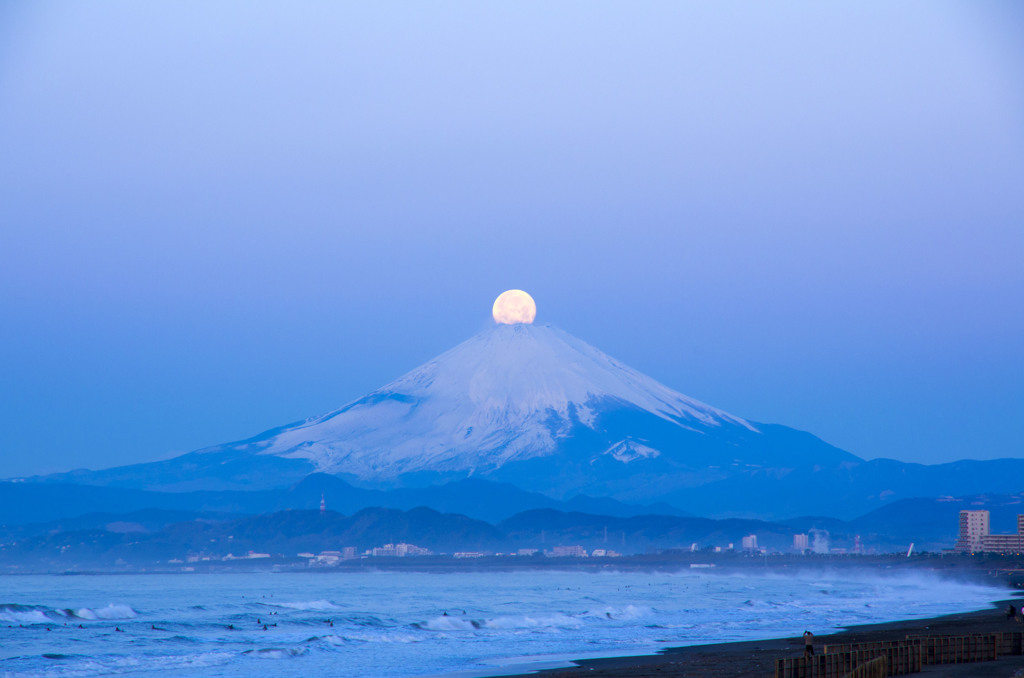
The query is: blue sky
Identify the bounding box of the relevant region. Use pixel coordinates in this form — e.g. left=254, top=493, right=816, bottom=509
left=1, top=1, right=1022, bottom=477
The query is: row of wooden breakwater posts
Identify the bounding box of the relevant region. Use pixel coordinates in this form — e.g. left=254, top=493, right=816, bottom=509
left=775, top=631, right=1024, bottom=678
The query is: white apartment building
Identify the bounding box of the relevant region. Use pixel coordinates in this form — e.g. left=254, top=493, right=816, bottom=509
left=954, top=510, right=990, bottom=552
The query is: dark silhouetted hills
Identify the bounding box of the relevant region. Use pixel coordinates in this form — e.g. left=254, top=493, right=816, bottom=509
left=0, top=475, right=687, bottom=527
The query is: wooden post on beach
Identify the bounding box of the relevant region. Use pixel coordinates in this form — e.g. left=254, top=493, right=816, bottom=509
left=823, top=639, right=921, bottom=675
left=782, top=633, right=1023, bottom=678
left=842, top=655, right=887, bottom=678
left=999, top=630, right=1024, bottom=655
left=906, top=634, right=1000, bottom=665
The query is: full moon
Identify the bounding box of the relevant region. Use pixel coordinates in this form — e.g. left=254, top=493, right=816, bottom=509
left=492, top=290, right=537, bottom=325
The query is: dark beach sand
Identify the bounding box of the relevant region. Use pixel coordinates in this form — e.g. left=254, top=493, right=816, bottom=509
left=494, top=598, right=1024, bottom=678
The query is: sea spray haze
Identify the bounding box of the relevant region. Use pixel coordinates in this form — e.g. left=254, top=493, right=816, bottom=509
left=0, top=570, right=1007, bottom=678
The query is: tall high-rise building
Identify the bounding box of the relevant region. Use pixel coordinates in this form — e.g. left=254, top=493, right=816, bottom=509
left=954, top=510, right=990, bottom=552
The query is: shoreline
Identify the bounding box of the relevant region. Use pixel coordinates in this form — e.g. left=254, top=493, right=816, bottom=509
left=7, top=552, right=1024, bottom=577
left=485, top=594, right=1024, bottom=678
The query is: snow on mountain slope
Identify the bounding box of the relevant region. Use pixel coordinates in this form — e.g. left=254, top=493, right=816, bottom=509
left=217, top=323, right=757, bottom=480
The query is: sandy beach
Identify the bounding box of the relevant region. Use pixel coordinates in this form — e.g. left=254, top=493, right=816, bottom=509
left=494, top=596, right=1024, bottom=678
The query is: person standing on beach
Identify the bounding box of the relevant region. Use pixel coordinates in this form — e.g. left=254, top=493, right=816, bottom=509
left=1008, top=604, right=1016, bottom=620
left=803, top=630, right=815, bottom=657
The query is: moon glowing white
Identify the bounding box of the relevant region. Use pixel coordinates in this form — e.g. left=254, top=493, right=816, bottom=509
left=492, top=290, right=537, bottom=325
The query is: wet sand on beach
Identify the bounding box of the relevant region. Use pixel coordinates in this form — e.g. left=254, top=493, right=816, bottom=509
left=494, top=598, right=1024, bottom=678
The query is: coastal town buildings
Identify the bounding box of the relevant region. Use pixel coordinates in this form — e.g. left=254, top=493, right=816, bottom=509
left=954, top=510, right=1024, bottom=554
left=370, top=543, right=432, bottom=557
left=306, top=543, right=429, bottom=564
left=314, top=550, right=344, bottom=565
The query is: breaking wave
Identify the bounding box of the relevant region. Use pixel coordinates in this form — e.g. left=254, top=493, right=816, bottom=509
left=243, top=647, right=307, bottom=659
left=0, top=603, right=137, bottom=624
left=276, top=600, right=345, bottom=611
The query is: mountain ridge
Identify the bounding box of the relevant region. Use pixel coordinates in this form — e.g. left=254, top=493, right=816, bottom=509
left=11, top=322, right=1024, bottom=519
left=205, top=323, right=775, bottom=484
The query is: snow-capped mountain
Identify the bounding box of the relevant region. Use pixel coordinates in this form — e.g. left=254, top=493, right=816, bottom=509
left=188, top=322, right=859, bottom=499
left=25, top=321, right=1024, bottom=519
left=228, top=323, right=754, bottom=475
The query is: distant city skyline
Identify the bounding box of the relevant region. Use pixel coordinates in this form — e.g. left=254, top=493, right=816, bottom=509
left=1, top=2, right=1022, bottom=476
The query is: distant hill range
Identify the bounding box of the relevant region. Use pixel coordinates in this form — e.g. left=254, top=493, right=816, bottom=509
left=5, top=491, right=1023, bottom=570
left=9, top=323, right=1024, bottom=522
left=0, top=475, right=688, bottom=527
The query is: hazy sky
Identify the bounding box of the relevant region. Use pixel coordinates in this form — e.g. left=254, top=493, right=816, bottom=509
left=1, top=1, right=1022, bottom=477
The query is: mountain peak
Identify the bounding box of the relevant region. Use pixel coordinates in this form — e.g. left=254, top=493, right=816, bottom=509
left=221, top=323, right=756, bottom=483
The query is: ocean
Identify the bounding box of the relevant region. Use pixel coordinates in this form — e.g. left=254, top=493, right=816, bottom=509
left=0, top=569, right=1007, bottom=677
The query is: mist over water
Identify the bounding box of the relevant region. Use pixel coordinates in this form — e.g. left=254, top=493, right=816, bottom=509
left=0, top=570, right=1007, bottom=678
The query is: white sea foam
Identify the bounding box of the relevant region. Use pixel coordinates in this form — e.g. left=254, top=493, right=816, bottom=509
left=330, top=631, right=425, bottom=644
left=422, top=615, right=481, bottom=632
left=583, top=604, right=650, bottom=620
left=0, top=603, right=136, bottom=624
left=75, top=604, right=138, bottom=620
left=243, top=647, right=307, bottom=659
left=278, top=600, right=345, bottom=611
left=483, top=613, right=582, bottom=630
left=0, top=604, right=52, bottom=624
